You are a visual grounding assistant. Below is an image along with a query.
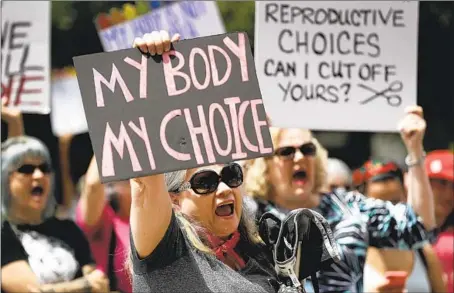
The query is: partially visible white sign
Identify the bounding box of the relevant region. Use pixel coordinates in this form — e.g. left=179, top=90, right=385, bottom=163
left=51, top=70, right=88, bottom=136
left=1, top=1, right=50, bottom=114
left=98, top=1, right=225, bottom=52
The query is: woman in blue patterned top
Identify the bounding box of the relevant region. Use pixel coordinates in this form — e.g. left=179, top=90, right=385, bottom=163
left=244, top=106, right=436, bottom=293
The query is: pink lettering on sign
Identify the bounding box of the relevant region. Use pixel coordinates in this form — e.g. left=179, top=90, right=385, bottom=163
left=160, top=109, right=191, bottom=161
left=208, top=45, right=232, bottom=87
left=124, top=55, right=148, bottom=99
left=189, top=48, right=210, bottom=90
left=93, top=65, right=134, bottom=107
left=128, top=117, right=156, bottom=170
left=251, top=99, right=273, bottom=154
left=209, top=103, right=232, bottom=157
left=223, top=33, right=249, bottom=82
left=102, top=122, right=142, bottom=177
left=162, top=33, right=249, bottom=97
left=162, top=50, right=191, bottom=96
left=184, top=106, right=216, bottom=165
left=238, top=101, right=258, bottom=152
left=224, top=97, right=247, bottom=160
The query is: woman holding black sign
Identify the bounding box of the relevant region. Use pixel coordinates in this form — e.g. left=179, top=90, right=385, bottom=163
left=127, top=31, right=339, bottom=293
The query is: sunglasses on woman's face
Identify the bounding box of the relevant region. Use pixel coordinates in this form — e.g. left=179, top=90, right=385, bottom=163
left=274, top=142, right=317, bottom=159
left=16, top=163, right=52, bottom=175
left=176, top=163, right=243, bottom=195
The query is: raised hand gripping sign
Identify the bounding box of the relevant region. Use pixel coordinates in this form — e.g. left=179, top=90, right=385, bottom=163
left=73, top=32, right=273, bottom=183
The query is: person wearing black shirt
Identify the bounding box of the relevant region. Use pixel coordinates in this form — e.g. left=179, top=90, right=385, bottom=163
left=1, top=136, right=109, bottom=293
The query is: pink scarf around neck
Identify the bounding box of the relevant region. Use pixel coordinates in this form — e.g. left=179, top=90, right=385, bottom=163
left=206, top=230, right=246, bottom=269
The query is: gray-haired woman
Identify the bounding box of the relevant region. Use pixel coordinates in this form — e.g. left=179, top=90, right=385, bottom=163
left=1, top=136, right=109, bottom=293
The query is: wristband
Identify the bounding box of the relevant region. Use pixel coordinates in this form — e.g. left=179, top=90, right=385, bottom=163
left=405, top=152, right=426, bottom=168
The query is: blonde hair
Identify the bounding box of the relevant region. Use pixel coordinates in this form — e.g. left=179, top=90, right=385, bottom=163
left=244, top=127, right=328, bottom=200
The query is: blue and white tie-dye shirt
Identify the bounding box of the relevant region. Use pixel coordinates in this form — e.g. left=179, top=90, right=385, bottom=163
left=253, top=189, right=433, bottom=293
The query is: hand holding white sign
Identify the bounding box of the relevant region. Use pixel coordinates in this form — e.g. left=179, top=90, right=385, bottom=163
left=1, top=98, right=24, bottom=137
left=397, top=105, right=426, bottom=158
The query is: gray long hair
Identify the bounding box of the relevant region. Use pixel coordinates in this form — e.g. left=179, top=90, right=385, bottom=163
left=1, top=136, right=56, bottom=222
left=165, top=170, right=186, bottom=193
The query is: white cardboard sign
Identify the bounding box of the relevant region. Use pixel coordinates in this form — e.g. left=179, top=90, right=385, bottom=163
left=1, top=1, right=51, bottom=114
left=98, top=1, right=226, bottom=52
left=255, top=1, right=419, bottom=132
left=51, top=70, right=88, bottom=136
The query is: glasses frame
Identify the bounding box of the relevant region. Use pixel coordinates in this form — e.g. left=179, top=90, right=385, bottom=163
left=16, top=163, right=52, bottom=175
left=274, top=142, right=317, bottom=160
left=176, top=163, right=243, bottom=195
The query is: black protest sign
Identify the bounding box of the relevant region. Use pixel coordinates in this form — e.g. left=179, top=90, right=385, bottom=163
left=73, top=32, right=273, bottom=183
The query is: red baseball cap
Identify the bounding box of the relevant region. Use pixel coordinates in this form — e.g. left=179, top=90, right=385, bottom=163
left=425, top=150, right=454, bottom=182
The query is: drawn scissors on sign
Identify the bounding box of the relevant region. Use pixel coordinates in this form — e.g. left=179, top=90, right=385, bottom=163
left=358, top=81, right=403, bottom=107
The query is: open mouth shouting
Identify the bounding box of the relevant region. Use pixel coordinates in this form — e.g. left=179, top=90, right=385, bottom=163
left=292, top=170, right=307, bottom=186
left=31, top=185, right=44, bottom=198
left=215, top=201, right=235, bottom=218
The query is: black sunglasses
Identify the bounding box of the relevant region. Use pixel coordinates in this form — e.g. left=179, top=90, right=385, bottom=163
left=176, top=163, right=243, bottom=195
left=274, top=142, right=317, bottom=159
left=16, top=163, right=52, bottom=175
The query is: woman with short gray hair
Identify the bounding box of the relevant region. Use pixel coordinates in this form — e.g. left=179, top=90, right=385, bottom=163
left=1, top=136, right=109, bottom=293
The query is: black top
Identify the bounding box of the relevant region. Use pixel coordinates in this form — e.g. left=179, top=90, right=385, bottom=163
left=1, top=218, right=94, bottom=290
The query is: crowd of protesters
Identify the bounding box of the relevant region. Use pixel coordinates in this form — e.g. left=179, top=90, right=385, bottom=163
left=1, top=30, right=453, bottom=293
